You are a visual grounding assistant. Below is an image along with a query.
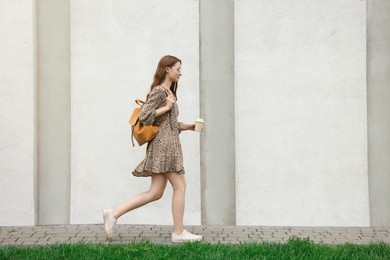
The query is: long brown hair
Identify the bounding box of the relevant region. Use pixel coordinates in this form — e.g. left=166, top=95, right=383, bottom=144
left=149, top=55, right=181, bottom=99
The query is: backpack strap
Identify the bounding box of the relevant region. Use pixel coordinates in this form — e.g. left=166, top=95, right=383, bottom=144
left=130, top=99, right=145, bottom=147
left=135, top=99, right=144, bottom=106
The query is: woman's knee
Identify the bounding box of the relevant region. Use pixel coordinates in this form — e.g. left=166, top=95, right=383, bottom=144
left=148, top=174, right=167, bottom=201
left=173, top=181, right=186, bottom=193
left=166, top=173, right=186, bottom=193
left=149, top=190, right=164, bottom=201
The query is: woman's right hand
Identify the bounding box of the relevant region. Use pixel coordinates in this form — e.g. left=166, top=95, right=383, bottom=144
left=166, top=94, right=176, bottom=109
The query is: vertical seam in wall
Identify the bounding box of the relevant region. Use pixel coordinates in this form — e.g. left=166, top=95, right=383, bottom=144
left=32, top=0, right=40, bottom=226
left=67, top=0, right=71, bottom=224
left=366, top=0, right=372, bottom=227
left=231, top=0, right=236, bottom=226
left=198, top=0, right=206, bottom=225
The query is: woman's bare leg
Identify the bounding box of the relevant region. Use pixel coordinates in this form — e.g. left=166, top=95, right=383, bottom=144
left=112, top=174, right=167, bottom=219
left=165, top=172, right=186, bottom=234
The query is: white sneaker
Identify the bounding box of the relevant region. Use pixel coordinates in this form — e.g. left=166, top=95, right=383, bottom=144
left=171, top=229, right=202, bottom=243
left=103, top=209, right=117, bottom=240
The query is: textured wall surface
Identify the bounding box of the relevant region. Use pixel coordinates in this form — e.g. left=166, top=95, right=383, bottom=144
left=367, top=0, right=390, bottom=227
left=0, top=0, right=377, bottom=227
left=37, top=0, right=71, bottom=225
left=70, top=0, right=201, bottom=224
left=235, top=0, right=369, bottom=226
left=0, top=0, right=37, bottom=225
left=200, top=0, right=235, bottom=225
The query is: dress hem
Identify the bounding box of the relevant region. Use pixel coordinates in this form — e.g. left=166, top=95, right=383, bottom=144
left=132, top=169, right=185, bottom=177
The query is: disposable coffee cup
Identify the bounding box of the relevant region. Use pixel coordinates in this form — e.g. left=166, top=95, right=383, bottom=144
left=194, top=118, right=204, bottom=132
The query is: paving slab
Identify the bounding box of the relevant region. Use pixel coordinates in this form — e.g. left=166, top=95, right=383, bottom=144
left=1, top=225, right=390, bottom=246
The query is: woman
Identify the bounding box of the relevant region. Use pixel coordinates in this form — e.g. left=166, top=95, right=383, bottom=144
left=103, top=55, right=202, bottom=243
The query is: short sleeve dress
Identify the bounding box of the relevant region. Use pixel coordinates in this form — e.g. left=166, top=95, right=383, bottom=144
left=132, top=85, right=185, bottom=177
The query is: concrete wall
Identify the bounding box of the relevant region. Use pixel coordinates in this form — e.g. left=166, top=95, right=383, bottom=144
left=200, top=0, right=235, bottom=225
left=0, top=0, right=37, bottom=225
left=37, top=0, right=71, bottom=225
left=2, top=0, right=388, bottom=227
left=69, top=0, right=201, bottom=225
left=235, top=0, right=369, bottom=226
left=367, top=0, right=390, bottom=227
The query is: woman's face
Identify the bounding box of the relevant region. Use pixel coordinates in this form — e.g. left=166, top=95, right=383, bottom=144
left=166, top=62, right=182, bottom=82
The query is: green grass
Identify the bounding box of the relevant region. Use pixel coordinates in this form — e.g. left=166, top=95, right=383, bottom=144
left=1, top=237, right=390, bottom=259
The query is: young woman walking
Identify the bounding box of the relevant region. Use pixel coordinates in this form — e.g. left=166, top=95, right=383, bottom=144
left=103, top=55, right=202, bottom=243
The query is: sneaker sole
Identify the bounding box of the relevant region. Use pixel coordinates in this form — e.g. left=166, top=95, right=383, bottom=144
left=103, top=209, right=113, bottom=240
left=172, top=237, right=202, bottom=243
